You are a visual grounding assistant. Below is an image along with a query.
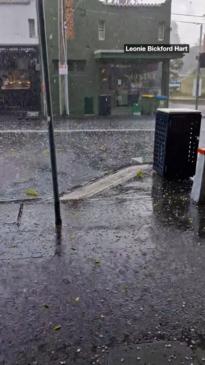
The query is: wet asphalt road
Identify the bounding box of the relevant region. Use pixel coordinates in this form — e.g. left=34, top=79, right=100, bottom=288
left=0, top=101, right=204, bottom=131
left=0, top=128, right=154, bottom=201
left=0, top=114, right=155, bottom=131
left=1, top=173, right=205, bottom=364
left=1, top=108, right=205, bottom=202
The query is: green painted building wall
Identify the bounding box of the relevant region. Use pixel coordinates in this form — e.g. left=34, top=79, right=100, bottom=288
left=45, top=0, right=172, bottom=116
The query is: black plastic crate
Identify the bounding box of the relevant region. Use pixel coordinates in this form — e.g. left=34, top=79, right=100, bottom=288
left=153, top=109, right=201, bottom=178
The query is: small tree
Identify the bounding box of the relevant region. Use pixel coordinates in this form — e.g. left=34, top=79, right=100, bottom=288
left=170, top=58, right=184, bottom=81
left=170, top=21, right=184, bottom=81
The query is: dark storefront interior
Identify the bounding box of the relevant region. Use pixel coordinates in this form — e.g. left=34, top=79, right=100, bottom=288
left=0, top=47, right=41, bottom=111
left=99, top=60, right=162, bottom=115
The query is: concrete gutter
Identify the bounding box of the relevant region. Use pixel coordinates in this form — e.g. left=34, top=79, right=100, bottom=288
left=61, top=164, right=152, bottom=202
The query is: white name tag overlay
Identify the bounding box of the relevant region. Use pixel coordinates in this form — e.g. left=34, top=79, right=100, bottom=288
left=124, top=44, right=190, bottom=54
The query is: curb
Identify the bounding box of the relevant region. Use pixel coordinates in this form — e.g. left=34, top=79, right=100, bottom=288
left=61, top=165, right=152, bottom=202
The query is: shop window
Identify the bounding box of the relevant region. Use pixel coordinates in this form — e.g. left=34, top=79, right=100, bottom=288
left=0, top=52, right=32, bottom=92
left=98, top=20, right=105, bottom=41
left=17, top=58, right=29, bottom=70
left=28, top=18, right=36, bottom=38
left=158, top=23, right=165, bottom=41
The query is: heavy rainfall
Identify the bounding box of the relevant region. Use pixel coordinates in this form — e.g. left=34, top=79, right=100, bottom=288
left=1, top=0, right=205, bottom=364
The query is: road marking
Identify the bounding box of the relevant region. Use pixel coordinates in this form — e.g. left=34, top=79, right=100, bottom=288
left=61, top=165, right=152, bottom=202
left=0, top=128, right=155, bottom=134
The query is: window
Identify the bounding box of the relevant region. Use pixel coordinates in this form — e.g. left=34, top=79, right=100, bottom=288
left=158, top=22, right=165, bottom=41
left=28, top=18, right=36, bottom=38
left=68, top=60, right=86, bottom=72
left=98, top=20, right=105, bottom=41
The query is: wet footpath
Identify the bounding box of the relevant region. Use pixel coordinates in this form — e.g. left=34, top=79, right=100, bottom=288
left=1, top=169, right=205, bottom=364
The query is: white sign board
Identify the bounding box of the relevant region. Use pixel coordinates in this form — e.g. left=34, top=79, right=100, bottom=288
left=59, top=64, right=68, bottom=76
left=170, top=80, right=181, bottom=87
left=193, top=79, right=202, bottom=97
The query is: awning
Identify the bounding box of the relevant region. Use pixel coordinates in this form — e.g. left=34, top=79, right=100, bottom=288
left=94, top=49, right=184, bottom=61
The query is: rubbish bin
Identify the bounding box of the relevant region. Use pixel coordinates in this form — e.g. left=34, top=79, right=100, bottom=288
left=140, top=94, right=156, bottom=115
left=153, top=109, right=201, bottom=179
left=155, top=95, right=168, bottom=109
left=132, top=103, right=141, bottom=116
left=99, top=95, right=111, bottom=116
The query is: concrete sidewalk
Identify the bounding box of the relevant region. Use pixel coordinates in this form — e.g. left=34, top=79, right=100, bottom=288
left=1, top=169, right=205, bottom=364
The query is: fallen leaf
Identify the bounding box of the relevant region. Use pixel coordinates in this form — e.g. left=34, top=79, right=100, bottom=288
left=99, top=145, right=107, bottom=152
left=9, top=149, right=17, bottom=156
left=25, top=188, right=39, bottom=197
left=136, top=170, right=144, bottom=179
left=42, top=149, right=49, bottom=156
left=53, top=325, right=62, bottom=331
left=95, top=259, right=101, bottom=265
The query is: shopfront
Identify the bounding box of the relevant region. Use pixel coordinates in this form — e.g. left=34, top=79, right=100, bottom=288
left=99, top=61, right=162, bottom=108
left=95, top=50, right=183, bottom=116
left=0, top=46, right=41, bottom=111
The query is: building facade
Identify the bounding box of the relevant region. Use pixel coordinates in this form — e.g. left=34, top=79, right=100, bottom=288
left=0, top=0, right=41, bottom=112
left=45, top=0, right=182, bottom=117
left=0, top=0, right=181, bottom=116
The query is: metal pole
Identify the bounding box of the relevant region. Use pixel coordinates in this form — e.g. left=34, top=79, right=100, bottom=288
left=195, top=23, right=203, bottom=110
left=64, top=0, right=70, bottom=116
left=58, top=0, right=62, bottom=116
left=36, top=0, right=62, bottom=227
left=59, top=0, right=69, bottom=116
left=62, top=0, right=69, bottom=115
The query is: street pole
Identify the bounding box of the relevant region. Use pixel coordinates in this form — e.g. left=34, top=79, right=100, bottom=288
left=59, top=0, right=69, bottom=116
left=64, top=1, right=70, bottom=116
left=195, top=23, right=203, bottom=110
left=36, top=0, right=62, bottom=227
